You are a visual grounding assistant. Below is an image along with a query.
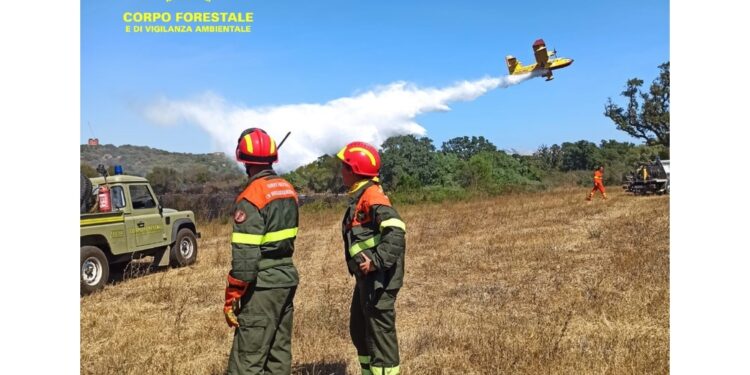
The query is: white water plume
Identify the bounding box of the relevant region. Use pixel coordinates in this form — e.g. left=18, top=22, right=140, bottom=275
left=143, top=72, right=538, bottom=171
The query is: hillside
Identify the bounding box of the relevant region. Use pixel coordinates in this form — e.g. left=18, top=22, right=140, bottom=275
left=80, top=144, right=242, bottom=178
left=80, top=188, right=669, bottom=374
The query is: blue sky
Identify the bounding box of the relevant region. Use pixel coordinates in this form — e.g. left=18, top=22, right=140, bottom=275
left=81, top=0, right=669, bottom=161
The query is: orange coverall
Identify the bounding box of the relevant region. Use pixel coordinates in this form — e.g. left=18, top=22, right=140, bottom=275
left=587, top=170, right=607, bottom=200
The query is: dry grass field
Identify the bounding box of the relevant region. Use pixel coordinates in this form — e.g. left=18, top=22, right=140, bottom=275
left=81, top=187, right=669, bottom=374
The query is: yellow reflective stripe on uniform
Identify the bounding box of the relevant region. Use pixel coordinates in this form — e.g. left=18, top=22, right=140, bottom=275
left=349, top=235, right=381, bottom=257
left=232, top=227, right=298, bottom=245
left=371, top=366, right=400, bottom=375
left=263, top=227, right=298, bottom=242
left=358, top=355, right=371, bottom=364
left=379, top=218, right=406, bottom=232
left=232, top=232, right=263, bottom=245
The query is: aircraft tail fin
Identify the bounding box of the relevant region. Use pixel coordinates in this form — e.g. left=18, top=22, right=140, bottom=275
left=505, top=55, right=519, bottom=74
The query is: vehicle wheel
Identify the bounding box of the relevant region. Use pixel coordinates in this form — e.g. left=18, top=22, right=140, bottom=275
left=80, top=173, right=93, bottom=213
left=170, top=228, right=198, bottom=267
left=81, top=245, right=109, bottom=295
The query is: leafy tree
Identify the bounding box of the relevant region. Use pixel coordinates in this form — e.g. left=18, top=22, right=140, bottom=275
left=510, top=153, right=543, bottom=182
left=433, top=152, right=465, bottom=188
left=284, top=155, right=343, bottom=194
left=560, top=140, right=599, bottom=171
left=492, top=151, right=539, bottom=185
left=147, top=166, right=182, bottom=194
left=460, top=152, right=494, bottom=190
left=441, top=136, right=497, bottom=160
left=456, top=151, right=538, bottom=191
left=604, top=62, right=670, bottom=146
left=533, top=144, right=563, bottom=171
left=380, top=135, right=439, bottom=190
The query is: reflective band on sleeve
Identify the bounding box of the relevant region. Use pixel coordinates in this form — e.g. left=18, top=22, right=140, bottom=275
left=232, top=227, right=298, bottom=245
left=348, top=235, right=381, bottom=257
left=379, top=218, right=406, bottom=232
left=232, top=232, right=263, bottom=245
left=262, top=227, right=298, bottom=242
left=358, top=355, right=371, bottom=364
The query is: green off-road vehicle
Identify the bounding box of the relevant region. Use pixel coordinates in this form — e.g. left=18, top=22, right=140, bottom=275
left=80, top=172, right=200, bottom=295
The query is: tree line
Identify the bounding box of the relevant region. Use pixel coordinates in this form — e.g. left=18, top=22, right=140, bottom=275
left=82, top=62, right=669, bottom=218
left=283, top=135, right=667, bottom=196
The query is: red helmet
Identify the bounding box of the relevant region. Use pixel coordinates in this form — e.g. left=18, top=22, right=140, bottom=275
left=337, top=141, right=381, bottom=177
left=235, top=128, right=278, bottom=165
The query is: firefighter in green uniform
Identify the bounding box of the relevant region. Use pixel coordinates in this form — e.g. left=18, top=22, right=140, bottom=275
left=337, top=141, right=406, bottom=375
left=224, top=128, right=300, bottom=375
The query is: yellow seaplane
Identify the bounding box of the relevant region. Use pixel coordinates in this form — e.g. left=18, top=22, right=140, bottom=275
left=506, top=39, right=573, bottom=81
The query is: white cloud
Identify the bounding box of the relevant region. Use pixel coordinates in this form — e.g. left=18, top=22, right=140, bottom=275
left=143, top=72, right=537, bottom=172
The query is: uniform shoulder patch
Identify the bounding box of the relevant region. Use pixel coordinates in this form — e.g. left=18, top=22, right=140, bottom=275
left=233, top=209, right=247, bottom=224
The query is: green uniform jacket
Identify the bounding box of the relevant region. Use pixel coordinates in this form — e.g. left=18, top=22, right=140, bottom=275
left=230, top=170, right=299, bottom=288
left=342, top=180, right=406, bottom=291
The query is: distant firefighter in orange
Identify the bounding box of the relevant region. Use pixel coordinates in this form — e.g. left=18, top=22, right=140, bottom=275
left=587, top=165, right=608, bottom=201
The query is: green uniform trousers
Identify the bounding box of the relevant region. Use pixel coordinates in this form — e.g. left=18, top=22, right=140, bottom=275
left=227, top=286, right=296, bottom=375
left=350, top=284, right=400, bottom=375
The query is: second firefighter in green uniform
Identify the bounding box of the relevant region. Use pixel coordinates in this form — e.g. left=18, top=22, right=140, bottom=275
left=338, top=142, right=406, bottom=375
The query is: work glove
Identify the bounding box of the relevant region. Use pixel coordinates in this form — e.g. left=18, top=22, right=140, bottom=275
left=224, top=274, right=250, bottom=328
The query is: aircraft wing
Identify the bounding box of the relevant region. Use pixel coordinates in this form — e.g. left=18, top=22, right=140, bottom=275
left=532, top=39, right=549, bottom=67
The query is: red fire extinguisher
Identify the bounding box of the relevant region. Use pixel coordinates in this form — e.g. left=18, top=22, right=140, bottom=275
left=98, top=185, right=112, bottom=212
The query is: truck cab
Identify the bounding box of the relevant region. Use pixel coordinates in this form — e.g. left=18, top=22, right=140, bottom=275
left=80, top=175, right=200, bottom=295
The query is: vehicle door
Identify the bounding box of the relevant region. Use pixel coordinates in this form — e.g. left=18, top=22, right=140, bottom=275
left=126, top=183, right=166, bottom=249
left=105, top=185, right=132, bottom=253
